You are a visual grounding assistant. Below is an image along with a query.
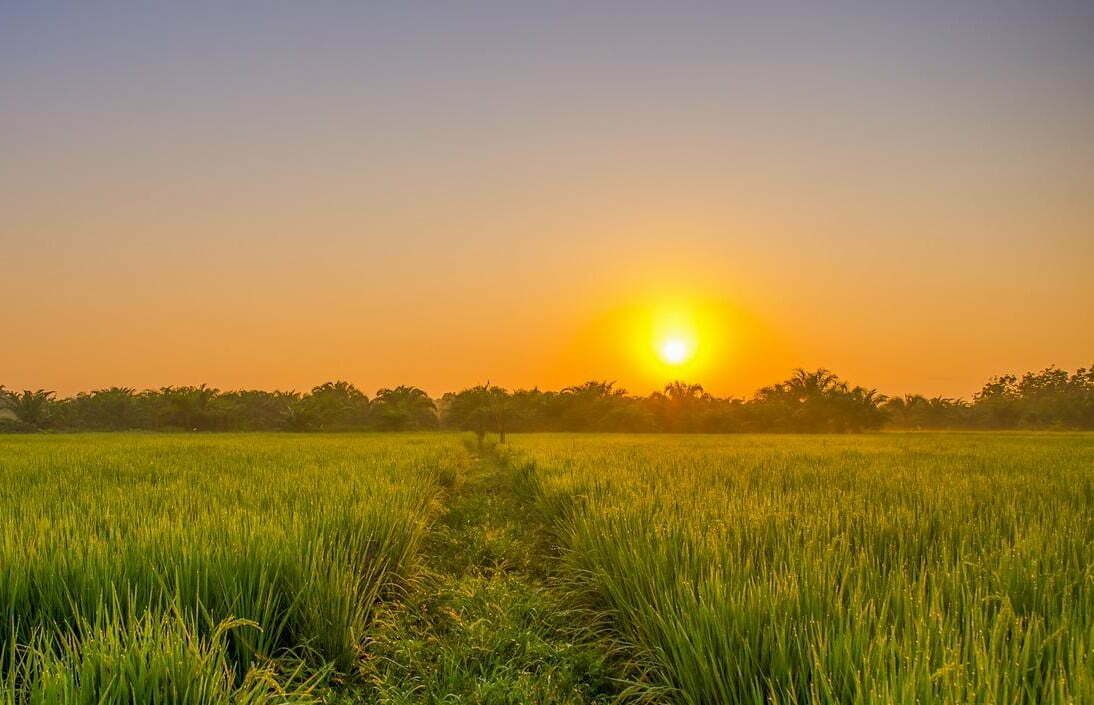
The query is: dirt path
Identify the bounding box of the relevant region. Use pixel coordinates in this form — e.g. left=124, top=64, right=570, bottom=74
left=354, top=446, right=616, bottom=704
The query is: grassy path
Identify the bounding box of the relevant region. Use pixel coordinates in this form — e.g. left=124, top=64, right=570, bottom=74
left=353, top=446, right=617, bottom=704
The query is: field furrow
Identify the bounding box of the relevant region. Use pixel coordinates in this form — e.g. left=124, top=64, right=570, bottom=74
left=354, top=441, right=618, bottom=704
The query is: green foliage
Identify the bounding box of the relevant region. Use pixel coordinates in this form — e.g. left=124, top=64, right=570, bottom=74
left=294, top=382, right=370, bottom=431
left=371, top=387, right=438, bottom=431
left=0, top=431, right=1089, bottom=703
left=441, top=384, right=517, bottom=444
left=882, top=394, right=969, bottom=429
left=753, top=368, right=888, bottom=432
left=4, top=614, right=324, bottom=705
left=0, top=433, right=461, bottom=701
left=2, top=365, right=1091, bottom=434
left=155, top=385, right=222, bottom=430
left=0, top=389, right=56, bottom=429
left=0, top=418, right=37, bottom=434
left=63, top=387, right=139, bottom=430
left=970, top=366, right=1094, bottom=428
left=358, top=448, right=615, bottom=705
left=213, top=390, right=300, bottom=431
left=515, top=433, right=1094, bottom=705
left=442, top=371, right=889, bottom=435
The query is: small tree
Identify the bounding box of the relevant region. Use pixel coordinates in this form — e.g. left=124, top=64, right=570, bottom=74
left=442, top=384, right=514, bottom=447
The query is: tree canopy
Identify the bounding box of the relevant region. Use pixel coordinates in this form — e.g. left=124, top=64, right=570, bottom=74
left=3, top=365, right=1091, bottom=433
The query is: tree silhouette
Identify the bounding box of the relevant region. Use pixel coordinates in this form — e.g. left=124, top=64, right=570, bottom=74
left=650, top=382, right=713, bottom=432
left=298, top=381, right=370, bottom=431
left=0, top=389, right=55, bottom=429
left=215, top=390, right=298, bottom=431
left=2, top=364, right=1090, bottom=433
left=442, top=384, right=514, bottom=446
left=559, top=381, right=629, bottom=431
left=371, top=386, right=437, bottom=430
left=753, top=369, right=885, bottom=432
left=65, top=387, right=139, bottom=430
left=157, top=385, right=221, bottom=430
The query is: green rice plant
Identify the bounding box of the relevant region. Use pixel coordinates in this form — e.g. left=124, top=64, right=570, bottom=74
left=0, top=433, right=465, bottom=695
left=2, top=613, right=323, bottom=704
left=514, top=433, right=1094, bottom=705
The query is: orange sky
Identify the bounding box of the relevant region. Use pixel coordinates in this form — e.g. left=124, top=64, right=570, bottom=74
left=2, top=4, right=1092, bottom=399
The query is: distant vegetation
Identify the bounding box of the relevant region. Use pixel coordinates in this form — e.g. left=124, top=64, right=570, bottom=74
left=2, top=365, right=1091, bottom=433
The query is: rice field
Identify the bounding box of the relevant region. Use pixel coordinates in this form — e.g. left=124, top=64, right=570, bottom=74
left=511, top=433, right=1094, bottom=705
left=0, top=432, right=1090, bottom=704
left=0, top=433, right=462, bottom=704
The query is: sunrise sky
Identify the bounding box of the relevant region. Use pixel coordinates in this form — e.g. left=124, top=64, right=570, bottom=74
left=2, top=2, right=1092, bottom=399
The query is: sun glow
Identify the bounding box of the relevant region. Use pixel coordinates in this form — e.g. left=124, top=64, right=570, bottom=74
left=646, top=303, right=703, bottom=371
left=573, top=291, right=748, bottom=392
left=659, top=338, right=692, bottom=365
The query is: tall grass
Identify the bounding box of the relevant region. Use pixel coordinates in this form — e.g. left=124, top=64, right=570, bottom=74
left=513, top=433, right=1094, bottom=705
left=0, top=433, right=462, bottom=702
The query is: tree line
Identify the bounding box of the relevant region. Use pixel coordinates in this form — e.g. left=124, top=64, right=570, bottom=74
left=1, top=366, right=1091, bottom=435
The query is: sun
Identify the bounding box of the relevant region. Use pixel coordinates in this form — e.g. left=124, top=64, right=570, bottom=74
left=616, top=296, right=726, bottom=378
left=659, top=337, right=692, bottom=365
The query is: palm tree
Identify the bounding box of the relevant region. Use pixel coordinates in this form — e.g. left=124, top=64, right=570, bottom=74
left=300, top=381, right=370, bottom=430
left=755, top=369, right=851, bottom=432
left=562, top=381, right=626, bottom=398
left=647, top=382, right=712, bottom=432
left=558, top=381, right=630, bottom=431
left=0, top=389, right=56, bottom=429
left=783, top=368, right=840, bottom=400
left=662, top=381, right=708, bottom=401
left=442, top=384, right=514, bottom=446
left=371, top=386, right=437, bottom=430
left=840, top=386, right=887, bottom=431
left=158, top=384, right=220, bottom=430
left=77, top=387, right=138, bottom=430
